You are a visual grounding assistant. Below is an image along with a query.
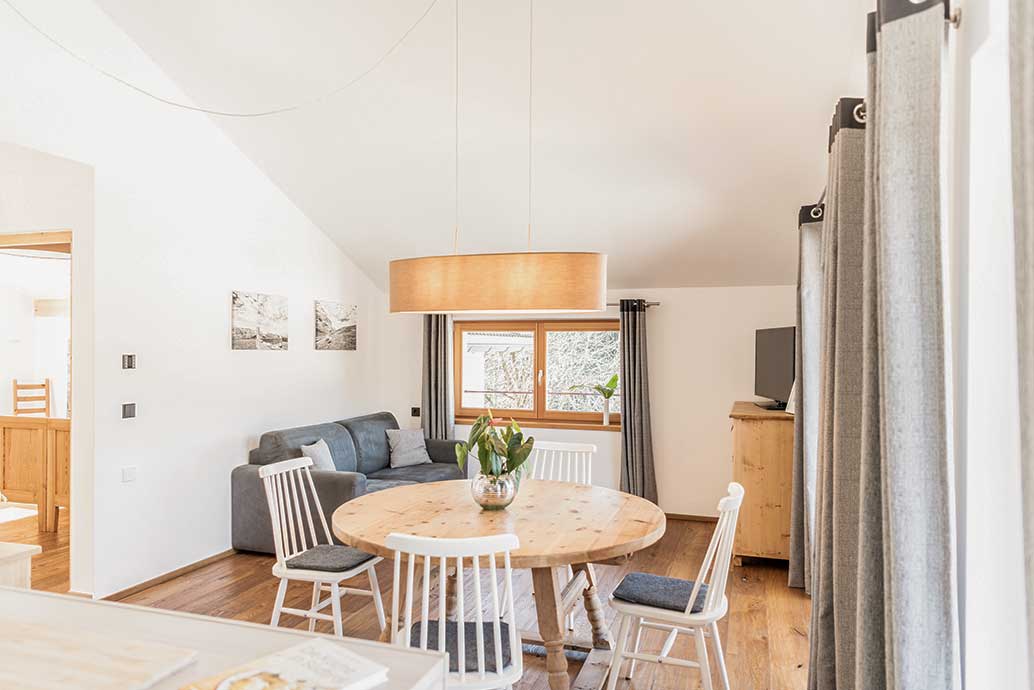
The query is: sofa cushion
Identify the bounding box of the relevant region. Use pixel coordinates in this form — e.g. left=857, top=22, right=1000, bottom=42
left=337, top=412, right=399, bottom=474
left=386, top=429, right=433, bottom=468
left=366, top=478, right=418, bottom=493
left=250, top=423, right=358, bottom=472
left=300, top=438, right=336, bottom=471
left=368, top=463, right=463, bottom=484
left=285, top=544, right=375, bottom=573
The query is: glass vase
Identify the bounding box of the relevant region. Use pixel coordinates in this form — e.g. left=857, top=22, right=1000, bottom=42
left=470, top=472, right=518, bottom=511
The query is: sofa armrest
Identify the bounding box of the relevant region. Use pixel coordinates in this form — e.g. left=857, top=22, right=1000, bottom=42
left=426, top=438, right=460, bottom=464
left=231, top=465, right=368, bottom=554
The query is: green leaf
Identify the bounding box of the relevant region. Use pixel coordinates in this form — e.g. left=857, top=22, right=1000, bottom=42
left=455, top=442, right=468, bottom=472
left=508, top=437, right=536, bottom=473
left=606, top=373, right=619, bottom=390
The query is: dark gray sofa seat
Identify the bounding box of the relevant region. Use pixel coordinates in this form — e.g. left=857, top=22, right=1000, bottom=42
left=232, top=412, right=459, bottom=554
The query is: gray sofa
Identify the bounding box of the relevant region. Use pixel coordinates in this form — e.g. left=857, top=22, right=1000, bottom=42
left=232, top=412, right=461, bottom=554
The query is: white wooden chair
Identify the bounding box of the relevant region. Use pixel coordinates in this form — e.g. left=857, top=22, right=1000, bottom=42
left=386, top=532, right=523, bottom=690
left=527, top=441, right=596, bottom=484
left=527, top=441, right=597, bottom=629
left=259, top=457, right=386, bottom=636
left=604, top=482, right=744, bottom=690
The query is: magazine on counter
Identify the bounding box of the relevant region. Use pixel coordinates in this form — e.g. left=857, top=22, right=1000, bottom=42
left=180, top=638, right=389, bottom=690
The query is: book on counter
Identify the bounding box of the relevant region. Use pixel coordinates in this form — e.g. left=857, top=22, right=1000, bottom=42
left=180, top=638, right=389, bottom=690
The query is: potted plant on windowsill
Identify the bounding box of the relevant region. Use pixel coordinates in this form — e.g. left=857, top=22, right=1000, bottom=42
left=455, top=411, right=535, bottom=511
left=570, top=374, right=619, bottom=426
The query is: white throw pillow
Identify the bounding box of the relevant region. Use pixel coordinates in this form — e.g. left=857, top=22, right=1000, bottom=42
left=386, top=429, right=432, bottom=468
left=300, top=438, right=336, bottom=471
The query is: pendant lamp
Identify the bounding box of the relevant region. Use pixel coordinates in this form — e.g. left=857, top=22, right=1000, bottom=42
left=388, top=0, right=607, bottom=314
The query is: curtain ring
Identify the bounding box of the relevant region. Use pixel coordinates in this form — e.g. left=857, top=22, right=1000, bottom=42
left=853, top=102, right=866, bottom=124
left=810, top=206, right=823, bottom=220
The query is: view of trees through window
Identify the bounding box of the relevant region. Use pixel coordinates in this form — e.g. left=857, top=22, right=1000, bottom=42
left=545, top=330, right=620, bottom=414
left=457, top=321, right=620, bottom=422
left=460, top=330, right=534, bottom=410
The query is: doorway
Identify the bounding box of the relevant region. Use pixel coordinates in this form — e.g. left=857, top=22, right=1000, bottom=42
left=0, top=230, right=72, bottom=591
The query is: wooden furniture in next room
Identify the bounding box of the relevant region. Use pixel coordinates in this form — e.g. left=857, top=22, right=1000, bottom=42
left=0, top=587, right=447, bottom=690
left=12, top=379, right=51, bottom=417
left=332, top=479, right=667, bottom=690
left=728, top=401, right=794, bottom=564
left=0, top=415, right=70, bottom=532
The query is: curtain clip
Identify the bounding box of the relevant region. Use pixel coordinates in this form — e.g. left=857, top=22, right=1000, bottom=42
left=947, top=7, right=961, bottom=28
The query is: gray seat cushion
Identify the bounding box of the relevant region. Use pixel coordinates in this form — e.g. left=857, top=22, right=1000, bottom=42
left=612, top=572, right=709, bottom=613
left=409, top=621, right=512, bottom=673
left=367, top=463, right=463, bottom=484
left=285, top=544, right=375, bottom=573
left=365, top=478, right=418, bottom=493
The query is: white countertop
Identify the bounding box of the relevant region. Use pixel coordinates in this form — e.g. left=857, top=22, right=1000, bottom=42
left=0, top=587, right=446, bottom=690
left=0, top=541, right=42, bottom=565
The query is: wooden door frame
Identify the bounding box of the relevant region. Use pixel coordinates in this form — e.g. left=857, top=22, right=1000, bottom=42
left=0, top=230, right=72, bottom=253
left=0, top=230, right=73, bottom=530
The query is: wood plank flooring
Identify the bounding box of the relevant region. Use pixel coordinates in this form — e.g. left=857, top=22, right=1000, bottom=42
left=0, top=512, right=810, bottom=690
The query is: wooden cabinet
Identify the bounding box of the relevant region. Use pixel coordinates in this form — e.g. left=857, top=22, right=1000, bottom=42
left=0, top=416, right=70, bottom=532
left=729, top=401, right=794, bottom=562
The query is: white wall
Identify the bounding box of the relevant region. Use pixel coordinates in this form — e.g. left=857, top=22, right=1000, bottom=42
left=456, top=284, right=795, bottom=517
left=0, top=285, right=36, bottom=414
left=0, top=3, right=420, bottom=597
left=949, top=0, right=1031, bottom=684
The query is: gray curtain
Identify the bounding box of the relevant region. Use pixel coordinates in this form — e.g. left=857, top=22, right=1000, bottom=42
left=804, top=5, right=961, bottom=689
left=1011, top=0, right=1034, bottom=683
left=808, top=97, right=866, bottom=690
left=789, top=205, right=823, bottom=593
left=619, top=299, right=657, bottom=502
left=873, top=5, right=959, bottom=689
left=421, top=314, right=452, bottom=440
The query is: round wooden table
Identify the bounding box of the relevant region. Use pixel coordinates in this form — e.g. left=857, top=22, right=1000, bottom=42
left=331, top=479, right=666, bottom=690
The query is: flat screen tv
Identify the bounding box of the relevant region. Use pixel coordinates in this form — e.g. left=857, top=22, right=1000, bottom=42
left=755, top=326, right=795, bottom=410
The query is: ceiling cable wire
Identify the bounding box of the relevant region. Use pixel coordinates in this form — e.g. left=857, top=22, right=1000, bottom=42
left=527, top=0, right=534, bottom=252
left=1, top=0, right=440, bottom=118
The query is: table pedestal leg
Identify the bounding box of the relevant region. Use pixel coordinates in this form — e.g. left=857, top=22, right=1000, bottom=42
left=533, top=566, right=570, bottom=690
left=571, top=563, right=613, bottom=650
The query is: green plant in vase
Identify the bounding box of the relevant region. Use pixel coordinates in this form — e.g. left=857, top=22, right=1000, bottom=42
left=570, top=373, right=619, bottom=425
left=455, top=410, right=535, bottom=510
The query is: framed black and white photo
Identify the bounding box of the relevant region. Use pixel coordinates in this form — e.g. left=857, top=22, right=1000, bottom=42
left=231, top=291, right=288, bottom=350
left=315, top=300, right=357, bottom=351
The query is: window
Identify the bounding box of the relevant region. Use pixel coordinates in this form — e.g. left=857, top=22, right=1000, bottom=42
left=454, top=320, right=621, bottom=428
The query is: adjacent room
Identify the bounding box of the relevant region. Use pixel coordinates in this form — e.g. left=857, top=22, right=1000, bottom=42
left=0, top=1, right=1029, bottom=689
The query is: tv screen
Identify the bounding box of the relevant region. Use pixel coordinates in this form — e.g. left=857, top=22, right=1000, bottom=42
left=755, top=327, right=796, bottom=406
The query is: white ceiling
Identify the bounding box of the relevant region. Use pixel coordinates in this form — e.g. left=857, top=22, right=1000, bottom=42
left=93, top=0, right=869, bottom=289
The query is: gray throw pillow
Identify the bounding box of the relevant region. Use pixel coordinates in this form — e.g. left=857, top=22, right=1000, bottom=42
left=386, top=429, right=432, bottom=468
left=300, top=438, right=336, bottom=471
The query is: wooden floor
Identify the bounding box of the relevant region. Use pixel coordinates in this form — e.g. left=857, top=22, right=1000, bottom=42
left=1, top=512, right=810, bottom=690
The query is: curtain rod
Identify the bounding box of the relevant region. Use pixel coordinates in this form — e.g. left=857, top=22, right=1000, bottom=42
left=606, top=301, right=661, bottom=307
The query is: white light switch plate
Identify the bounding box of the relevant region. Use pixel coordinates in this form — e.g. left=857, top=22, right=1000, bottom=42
left=121, top=466, right=137, bottom=483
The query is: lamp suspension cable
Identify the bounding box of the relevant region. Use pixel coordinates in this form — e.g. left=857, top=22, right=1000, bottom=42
left=1, top=0, right=440, bottom=118
left=527, top=0, right=534, bottom=252
left=454, top=0, right=460, bottom=254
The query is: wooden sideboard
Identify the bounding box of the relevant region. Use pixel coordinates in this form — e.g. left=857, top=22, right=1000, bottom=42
left=0, top=416, right=70, bottom=532
left=729, top=401, right=794, bottom=563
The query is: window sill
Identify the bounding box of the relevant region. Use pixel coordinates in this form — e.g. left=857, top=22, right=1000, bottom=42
left=453, top=417, right=622, bottom=433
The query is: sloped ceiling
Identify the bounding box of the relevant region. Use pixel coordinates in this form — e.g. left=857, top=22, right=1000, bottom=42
left=93, top=0, right=868, bottom=289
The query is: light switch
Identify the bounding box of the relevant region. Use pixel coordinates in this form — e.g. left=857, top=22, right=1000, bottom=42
left=411, top=406, right=421, bottom=418
left=122, top=403, right=136, bottom=419
left=121, top=466, right=137, bottom=483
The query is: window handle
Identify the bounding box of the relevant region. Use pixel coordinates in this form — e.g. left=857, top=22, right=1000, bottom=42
left=538, top=369, right=543, bottom=385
